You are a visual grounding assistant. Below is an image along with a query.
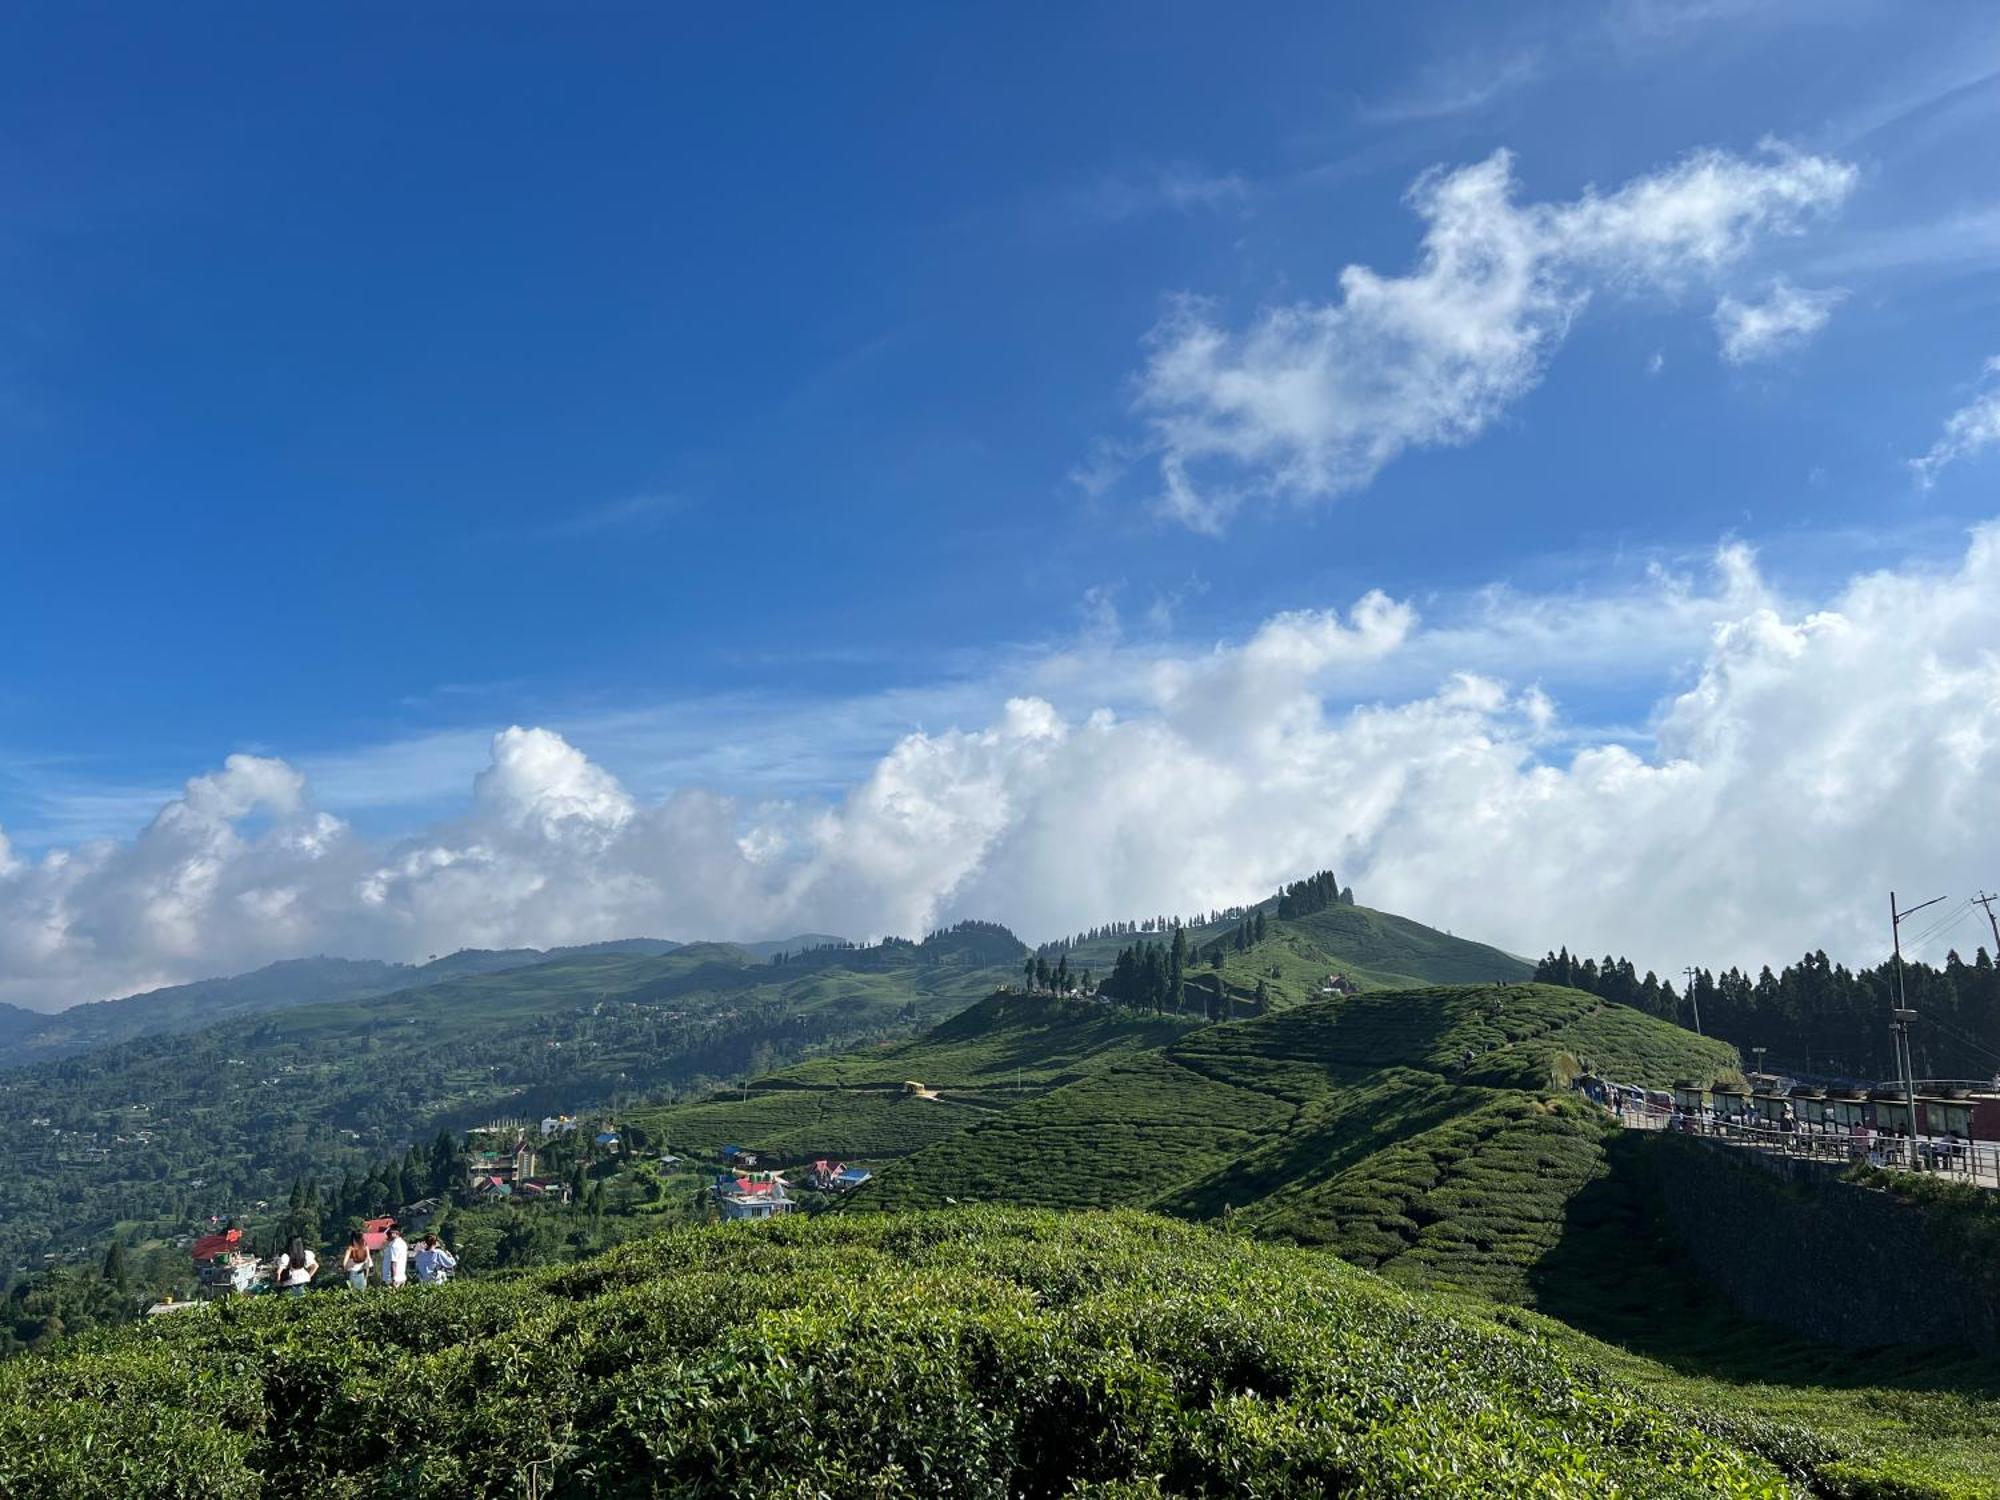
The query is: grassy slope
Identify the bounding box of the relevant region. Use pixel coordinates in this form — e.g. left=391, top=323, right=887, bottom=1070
left=1497, top=1129, right=2000, bottom=1498
left=0, top=1209, right=1814, bottom=1498
left=857, top=982, right=1738, bottom=1301
left=819, top=989, right=1997, bottom=1495
left=633, top=991, right=1204, bottom=1162
left=1059, top=900, right=1533, bottom=1011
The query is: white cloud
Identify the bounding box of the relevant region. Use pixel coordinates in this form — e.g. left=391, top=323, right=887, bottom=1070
left=1713, top=278, right=1847, bottom=362
left=1134, top=142, right=1856, bottom=529
left=1911, top=357, right=2000, bottom=487
left=8, top=524, right=2000, bottom=1010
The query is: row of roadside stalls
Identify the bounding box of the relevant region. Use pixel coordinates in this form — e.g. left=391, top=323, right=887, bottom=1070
left=1669, top=1080, right=2000, bottom=1144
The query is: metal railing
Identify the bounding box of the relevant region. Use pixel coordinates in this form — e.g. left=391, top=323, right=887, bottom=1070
left=1609, top=1101, right=2000, bottom=1189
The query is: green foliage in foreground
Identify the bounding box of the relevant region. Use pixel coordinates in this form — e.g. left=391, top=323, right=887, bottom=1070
left=0, top=1209, right=1816, bottom=1499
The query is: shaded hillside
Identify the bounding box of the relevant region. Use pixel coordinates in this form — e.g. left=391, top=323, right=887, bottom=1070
left=0, top=927, right=1023, bottom=1278
left=0, top=1209, right=1814, bottom=1498
left=0, top=940, right=684, bottom=1069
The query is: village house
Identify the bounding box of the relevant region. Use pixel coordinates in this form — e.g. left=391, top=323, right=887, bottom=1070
left=713, top=1170, right=793, bottom=1221
left=464, top=1136, right=537, bottom=1192
left=806, top=1159, right=873, bottom=1192
left=190, top=1227, right=265, bottom=1299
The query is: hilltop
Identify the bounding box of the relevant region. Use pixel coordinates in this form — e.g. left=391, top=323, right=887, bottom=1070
left=1042, top=884, right=1533, bottom=1011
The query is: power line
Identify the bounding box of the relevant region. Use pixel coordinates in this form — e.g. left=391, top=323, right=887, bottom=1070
left=1904, top=900, right=1974, bottom=954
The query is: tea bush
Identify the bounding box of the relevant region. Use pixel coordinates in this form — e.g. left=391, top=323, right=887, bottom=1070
left=0, top=1208, right=1808, bottom=1498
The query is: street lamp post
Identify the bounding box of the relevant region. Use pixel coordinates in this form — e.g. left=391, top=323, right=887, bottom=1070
left=1889, top=891, right=1946, bottom=1170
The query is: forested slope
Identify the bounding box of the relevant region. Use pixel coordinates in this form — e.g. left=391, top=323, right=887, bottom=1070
left=0, top=925, right=1023, bottom=1278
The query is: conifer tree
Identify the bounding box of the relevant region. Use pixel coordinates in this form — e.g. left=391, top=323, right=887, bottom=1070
left=101, top=1239, right=128, bottom=1294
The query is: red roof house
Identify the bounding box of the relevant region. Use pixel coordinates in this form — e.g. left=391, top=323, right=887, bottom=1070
left=191, top=1227, right=243, bottom=1262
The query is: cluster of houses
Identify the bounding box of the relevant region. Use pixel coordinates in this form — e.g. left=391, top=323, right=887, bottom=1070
left=460, top=1119, right=621, bottom=1202
left=806, top=1159, right=873, bottom=1192
left=703, top=1147, right=877, bottom=1220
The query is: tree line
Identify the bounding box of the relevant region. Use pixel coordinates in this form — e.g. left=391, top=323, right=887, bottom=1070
left=1535, top=945, right=2000, bottom=1082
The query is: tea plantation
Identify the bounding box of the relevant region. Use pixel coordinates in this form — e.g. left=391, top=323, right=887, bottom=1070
left=850, top=982, right=1741, bottom=1304
left=0, top=1208, right=1836, bottom=1498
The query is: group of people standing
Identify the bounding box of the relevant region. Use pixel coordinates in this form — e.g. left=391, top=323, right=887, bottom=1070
left=272, top=1226, right=457, bottom=1295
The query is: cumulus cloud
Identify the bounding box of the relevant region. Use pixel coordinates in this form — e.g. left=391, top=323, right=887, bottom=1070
left=1713, top=278, right=1847, bottom=362
left=1135, top=142, right=1856, bottom=529
left=1911, top=356, right=2000, bottom=487
left=6, top=527, right=2000, bottom=1009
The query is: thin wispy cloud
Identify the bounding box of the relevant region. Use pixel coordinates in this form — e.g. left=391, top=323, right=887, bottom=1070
left=1911, top=356, right=2000, bottom=487
left=544, top=491, right=687, bottom=537
left=1713, top=278, right=1847, bottom=363
left=1064, top=163, right=1251, bottom=225
left=1356, top=49, right=1544, bottom=124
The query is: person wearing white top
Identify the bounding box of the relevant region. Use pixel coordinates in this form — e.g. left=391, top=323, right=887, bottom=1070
left=383, top=1226, right=410, bottom=1287
left=273, top=1237, right=318, bottom=1296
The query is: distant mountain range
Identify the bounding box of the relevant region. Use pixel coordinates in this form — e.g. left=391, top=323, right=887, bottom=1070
left=0, top=934, right=841, bottom=1069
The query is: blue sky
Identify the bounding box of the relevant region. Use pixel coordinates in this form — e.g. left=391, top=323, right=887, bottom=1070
left=5, top=2, right=2000, bottom=1004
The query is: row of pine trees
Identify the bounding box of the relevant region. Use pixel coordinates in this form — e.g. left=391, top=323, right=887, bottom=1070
left=1536, top=945, right=2000, bottom=1083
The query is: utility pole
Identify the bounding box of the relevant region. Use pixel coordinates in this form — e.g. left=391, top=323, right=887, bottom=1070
left=1682, top=966, right=1703, bottom=1036
left=1890, top=891, right=1946, bottom=1167
left=1976, top=890, right=2000, bottom=960
left=1751, top=1045, right=1766, bottom=1082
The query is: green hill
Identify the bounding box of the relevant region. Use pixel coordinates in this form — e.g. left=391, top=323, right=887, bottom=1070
left=634, top=990, right=1202, bottom=1162
left=1048, top=894, right=1532, bottom=1011
left=0, top=926, right=1025, bottom=1280
left=0, top=1208, right=1846, bottom=1498
left=852, top=983, right=1739, bottom=1304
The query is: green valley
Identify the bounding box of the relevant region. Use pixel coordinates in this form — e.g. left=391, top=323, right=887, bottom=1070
left=0, top=923, right=1025, bottom=1280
